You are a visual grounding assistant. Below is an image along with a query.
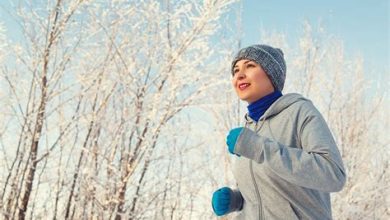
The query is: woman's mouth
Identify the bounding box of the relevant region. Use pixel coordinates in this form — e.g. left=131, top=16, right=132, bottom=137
left=238, top=83, right=250, bottom=90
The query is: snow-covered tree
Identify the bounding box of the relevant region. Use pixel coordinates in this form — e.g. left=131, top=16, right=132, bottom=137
left=0, top=0, right=238, bottom=219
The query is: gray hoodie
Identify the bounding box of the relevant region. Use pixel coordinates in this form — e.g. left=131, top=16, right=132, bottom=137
left=230, top=93, right=346, bottom=220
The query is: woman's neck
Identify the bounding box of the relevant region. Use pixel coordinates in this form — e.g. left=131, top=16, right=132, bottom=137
left=247, top=90, right=283, bottom=121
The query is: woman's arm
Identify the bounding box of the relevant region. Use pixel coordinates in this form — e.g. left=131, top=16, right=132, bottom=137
left=234, top=102, right=346, bottom=192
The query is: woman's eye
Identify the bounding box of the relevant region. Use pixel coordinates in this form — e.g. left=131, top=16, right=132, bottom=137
left=247, top=64, right=254, bottom=68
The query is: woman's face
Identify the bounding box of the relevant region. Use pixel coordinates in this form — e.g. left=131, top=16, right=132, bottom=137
left=232, top=59, right=274, bottom=104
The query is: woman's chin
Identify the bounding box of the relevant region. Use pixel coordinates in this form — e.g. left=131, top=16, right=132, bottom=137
left=236, top=90, right=254, bottom=102
left=238, top=95, right=252, bottom=103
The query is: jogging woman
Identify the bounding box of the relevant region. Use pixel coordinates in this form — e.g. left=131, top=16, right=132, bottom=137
left=211, top=44, right=346, bottom=220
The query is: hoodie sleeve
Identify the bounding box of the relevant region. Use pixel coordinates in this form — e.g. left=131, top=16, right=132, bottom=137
left=228, top=189, right=244, bottom=212
left=234, top=101, right=347, bottom=192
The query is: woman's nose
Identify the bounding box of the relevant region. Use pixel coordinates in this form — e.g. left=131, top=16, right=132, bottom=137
left=236, top=71, right=245, bottom=80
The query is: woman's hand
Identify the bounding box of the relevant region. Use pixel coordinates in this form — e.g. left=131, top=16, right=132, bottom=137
left=212, top=187, right=244, bottom=216
left=226, top=127, right=243, bottom=156
left=211, top=187, right=232, bottom=216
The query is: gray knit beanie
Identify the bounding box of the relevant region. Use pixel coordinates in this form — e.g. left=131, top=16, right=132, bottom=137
left=231, top=44, right=286, bottom=91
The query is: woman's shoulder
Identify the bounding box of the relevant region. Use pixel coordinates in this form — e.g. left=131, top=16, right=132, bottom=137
left=280, top=93, right=320, bottom=116
left=278, top=92, right=311, bottom=108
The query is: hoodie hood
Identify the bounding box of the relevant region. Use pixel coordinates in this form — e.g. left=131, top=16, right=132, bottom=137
left=245, top=93, right=309, bottom=123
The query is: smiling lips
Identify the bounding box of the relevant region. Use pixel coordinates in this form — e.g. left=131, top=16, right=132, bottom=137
left=238, top=83, right=250, bottom=90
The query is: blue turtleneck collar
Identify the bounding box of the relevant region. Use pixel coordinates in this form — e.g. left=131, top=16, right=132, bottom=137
left=247, top=90, right=283, bottom=122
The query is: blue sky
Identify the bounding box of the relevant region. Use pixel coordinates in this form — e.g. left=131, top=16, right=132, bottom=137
left=239, top=0, right=389, bottom=84
left=1, top=0, right=389, bottom=84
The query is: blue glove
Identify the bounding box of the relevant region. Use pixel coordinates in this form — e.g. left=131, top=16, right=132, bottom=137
left=211, top=187, right=232, bottom=216
left=212, top=187, right=244, bottom=216
left=226, top=127, right=243, bottom=156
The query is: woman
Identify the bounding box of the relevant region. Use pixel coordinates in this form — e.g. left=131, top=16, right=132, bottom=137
left=211, top=45, right=346, bottom=220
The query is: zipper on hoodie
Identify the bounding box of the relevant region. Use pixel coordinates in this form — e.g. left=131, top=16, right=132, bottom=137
left=249, top=160, right=263, bottom=220
left=246, top=95, right=283, bottom=219
left=249, top=121, right=264, bottom=220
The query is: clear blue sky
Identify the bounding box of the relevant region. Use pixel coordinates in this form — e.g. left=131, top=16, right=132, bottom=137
left=239, top=0, right=389, bottom=84
left=1, top=0, right=389, bottom=84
